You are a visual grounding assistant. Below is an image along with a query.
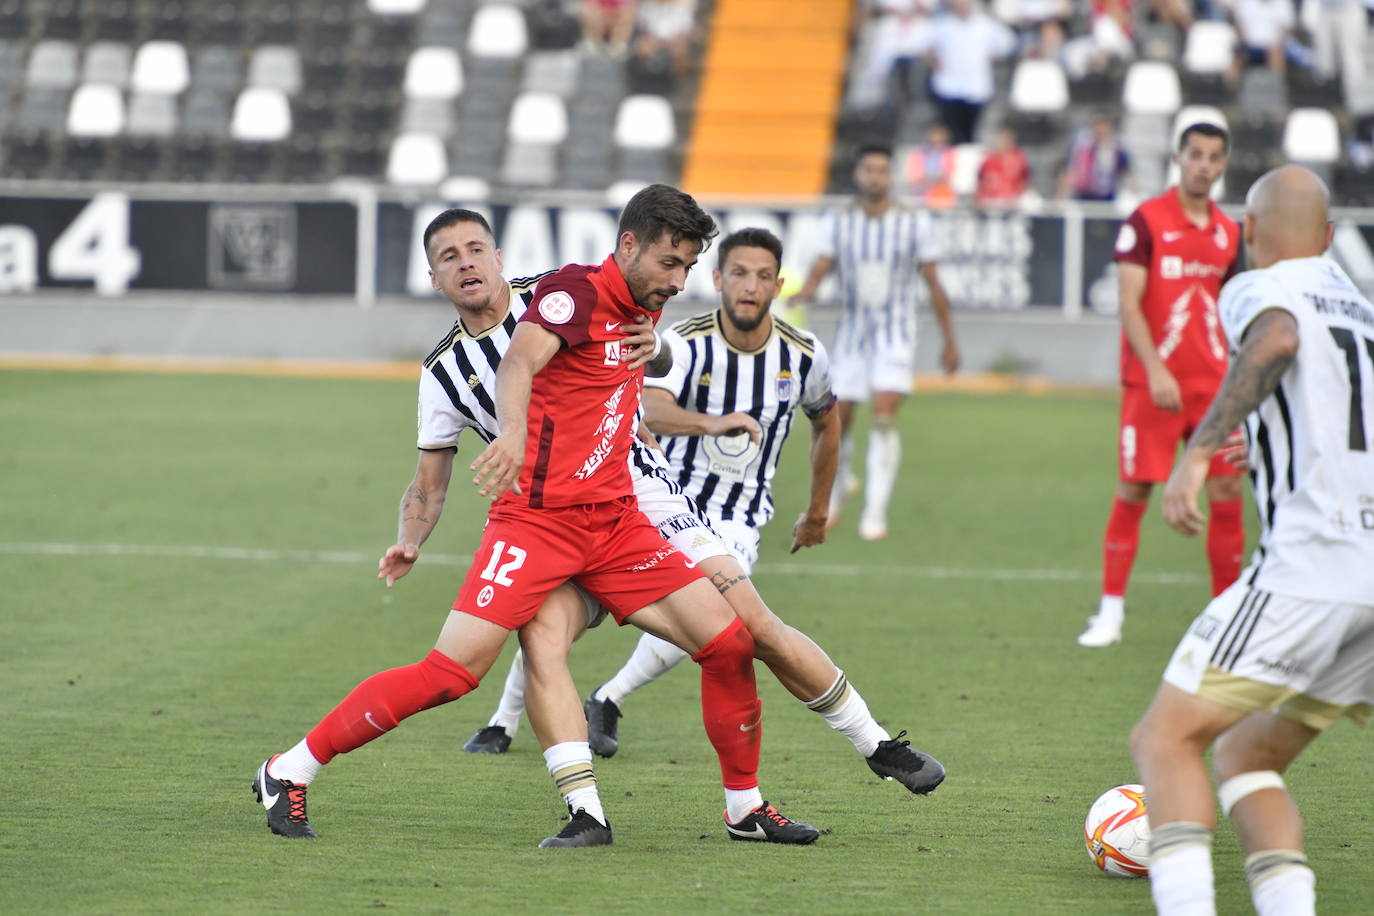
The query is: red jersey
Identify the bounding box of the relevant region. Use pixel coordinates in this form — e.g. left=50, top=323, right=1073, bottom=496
left=504, top=253, right=659, bottom=509
left=1113, top=189, right=1241, bottom=387
left=976, top=148, right=1030, bottom=204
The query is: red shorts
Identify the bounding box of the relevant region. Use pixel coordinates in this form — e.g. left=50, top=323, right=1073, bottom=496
left=454, top=496, right=704, bottom=630
left=1118, top=381, right=1243, bottom=482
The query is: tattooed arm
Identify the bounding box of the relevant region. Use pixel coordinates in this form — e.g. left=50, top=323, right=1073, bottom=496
left=1162, top=309, right=1300, bottom=536
left=378, top=448, right=456, bottom=586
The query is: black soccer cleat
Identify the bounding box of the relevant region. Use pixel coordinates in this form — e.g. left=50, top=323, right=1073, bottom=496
left=866, top=730, right=946, bottom=795
left=583, top=688, right=621, bottom=758
left=724, top=802, right=820, bottom=845
left=463, top=725, right=512, bottom=755
left=251, top=755, right=316, bottom=838
left=538, top=808, right=613, bottom=848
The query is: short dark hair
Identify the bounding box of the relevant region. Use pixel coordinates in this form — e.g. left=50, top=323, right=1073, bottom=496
left=717, top=228, right=783, bottom=271
left=855, top=143, right=892, bottom=164
left=423, top=208, right=494, bottom=254
left=1178, top=122, right=1229, bottom=153
left=618, top=183, right=718, bottom=253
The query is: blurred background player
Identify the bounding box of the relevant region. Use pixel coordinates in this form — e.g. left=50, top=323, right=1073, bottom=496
left=467, top=227, right=947, bottom=798
left=794, top=144, right=959, bottom=542
left=1077, top=122, right=1243, bottom=648
left=1134, top=165, right=1374, bottom=916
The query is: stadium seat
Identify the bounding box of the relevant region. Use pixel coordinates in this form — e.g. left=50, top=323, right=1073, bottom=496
left=439, top=175, right=492, bottom=201
left=1067, top=69, right=1119, bottom=106
left=92, top=0, right=137, bottom=41
left=0, top=0, right=28, bottom=39
left=192, top=46, right=243, bottom=94
left=468, top=3, right=528, bottom=58
left=418, top=0, right=471, bottom=47
left=397, top=97, right=450, bottom=136
left=3, top=130, right=56, bottom=178
left=341, top=135, right=385, bottom=177
left=521, top=51, right=578, bottom=98
left=226, top=141, right=280, bottom=183
left=248, top=47, right=303, bottom=96
left=294, top=89, right=338, bottom=134
left=1237, top=68, right=1287, bottom=120
left=0, top=39, right=23, bottom=86
left=25, top=40, right=79, bottom=89
left=202, top=2, right=244, bottom=45
left=115, top=135, right=164, bottom=181
left=1182, top=22, right=1236, bottom=75
left=67, top=84, right=125, bottom=137
left=64, top=137, right=116, bottom=179
left=43, top=0, right=83, bottom=40
left=126, top=93, right=179, bottom=137
left=231, top=87, right=293, bottom=142
left=369, top=0, right=426, bottom=13
left=1009, top=60, right=1069, bottom=113
left=614, top=95, right=675, bottom=150
left=1283, top=108, right=1341, bottom=164
left=508, top=92, right=567, bottom=145
left=167, top=134, right=221, bottom=182
left=1122, top=61, right=1182, bottom=115
left=1123, top=113, right=1173, bottom=158
left=1171, top=106, right=1227, bottom=145
left=149, top=0, right=190, bottom=41
left=182, top=90, right=232, bottom=136
left=387, top=131, right=448, bottom=185
left=404, top=47, right=464, bottom=100
left=618, top=147, right=671, bottom=183
left=284, top=136, right=327, bottom=182
left=131, top=42, right=191, bottom=95
left=16, top=87, right=71, bottom=131
left=950, top=143, right=986, bottom=197
left=501, top=142, right=558, bottom=187
left=82, top=43, right=132, bottom=88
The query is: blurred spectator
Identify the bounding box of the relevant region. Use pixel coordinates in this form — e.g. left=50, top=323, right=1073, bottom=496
left=1308, top=0, right=1366, bottom=101
left=634, top=0, right=696, bottom=78
left=1058, top=115, right=1134, bottom=200
left=906, top=121, right=958, bottom=206
left=1149, top=0, right=1194, bottom=30
left=849, top=0, right=939, bottom=108
left=1229, top=0, right=1294, bottom=83
left=582, top=0, right=637, bottom=57
left=976, top=125, right=1031, bottom=206
left=910, top=0, right=1017, bottom=144
left=1009, top=0, right=1071, bottom=58
left=1062, top=0, right=1135, bottom=77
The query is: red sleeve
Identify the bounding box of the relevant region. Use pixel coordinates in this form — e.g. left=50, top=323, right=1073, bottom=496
left=521, top=268, right=598, bottom=348
left=1113, top=208, right=1152, bottom=268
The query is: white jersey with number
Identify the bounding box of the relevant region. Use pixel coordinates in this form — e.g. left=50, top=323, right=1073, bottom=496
left=652, top=311, right=834, bottom=529
left=1219, top=257, right=1374, bottom=603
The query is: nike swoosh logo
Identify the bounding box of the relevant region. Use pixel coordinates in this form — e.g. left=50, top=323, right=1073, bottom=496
left=605, top=321, right=621, bottom=331
left=365, top=712, right=386, bottom=733
left=727, top=822, right=769, bottom=840
left=684, top=559, right=697, bottom=569
left=258, top=761, right=279, bottom=809
left=739, top=716, right=761, bottom=732
left=1162, top=231, right=1183, bottom=241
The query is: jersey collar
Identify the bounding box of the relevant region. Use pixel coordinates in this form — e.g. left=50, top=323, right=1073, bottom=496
left=715, top=309, right=775, bottom=355
left=453, top=283, right=515, bottom=340
left=599, top=253, right=645, bottom=315
left=1168, top=186, right=1219, bottom=232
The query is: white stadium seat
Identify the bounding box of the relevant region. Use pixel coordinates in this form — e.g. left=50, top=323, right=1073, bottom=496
left=387, top=131, right=448, bottom=185
left=614, top=94, right=675, bottom=150
left=950, top=143, right=986, bottom=196
left=1283, top=108, right=1341, bottom=163
left=468, top=4, right=528, bottom=59
left=404, top=46, right=463, bottom=100
left=507, top=91, right=567, bottom=145
left=26, top=39, right=79, bottom=88
left=67, top=83, right=124, bottom=137
left=126, top=92, right=178, bottom=136
left=1183, top=21, right=1237, bottom=75
left=1171, top=105, right=1228, bottom=146
left=130, top=41, right=190, bottom=94
left=1008, top=59, right=1069, bottom=113
left=248, top=46, right=302, bottom=96
left=369, top=0, right=427, bottom=13
left=230, top=86, right=292, bottom=141
left=82, top=41, right=131, bottom=88
left=1122, top=61, right=1181, bottom=115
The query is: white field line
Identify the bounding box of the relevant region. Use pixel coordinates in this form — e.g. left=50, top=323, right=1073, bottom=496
left=0, top=541, right=1206, bottom=586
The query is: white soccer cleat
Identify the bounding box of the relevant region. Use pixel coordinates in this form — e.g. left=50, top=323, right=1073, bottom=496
left=1076, top=613, right=1123, bottom=647
left=857, top=512, right=888, bottom=541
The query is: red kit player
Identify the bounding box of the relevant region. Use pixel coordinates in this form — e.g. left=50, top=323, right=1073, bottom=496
left=1078, top=123, right=1246, bottom=648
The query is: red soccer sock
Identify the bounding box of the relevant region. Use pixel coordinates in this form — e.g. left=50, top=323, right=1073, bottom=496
left=691, top=617, right=762, bottom=791
left=1207, top=499, right=1245, bottom=596
left=305, top=650, right=479, bottom=764
left=1102, top=497, right=1148, bottom=597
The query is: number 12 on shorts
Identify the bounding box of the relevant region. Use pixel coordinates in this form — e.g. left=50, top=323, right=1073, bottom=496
left=479, top=540, right=527, bottom=586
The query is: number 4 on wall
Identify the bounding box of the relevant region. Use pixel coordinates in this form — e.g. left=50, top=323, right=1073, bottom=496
left=48, top=192, right=142, bottom=295
left=1329, top=326, right=1374, bottom=451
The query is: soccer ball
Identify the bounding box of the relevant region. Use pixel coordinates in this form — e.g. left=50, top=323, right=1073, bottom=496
left=1084, top=784, right=1151, bottom=877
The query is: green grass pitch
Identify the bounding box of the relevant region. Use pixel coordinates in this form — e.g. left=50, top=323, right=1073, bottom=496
left=2, top=368, right=1370, bottom=914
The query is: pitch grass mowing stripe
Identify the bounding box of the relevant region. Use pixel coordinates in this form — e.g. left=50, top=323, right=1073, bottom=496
left=0, top=540, right=1207, bottom=586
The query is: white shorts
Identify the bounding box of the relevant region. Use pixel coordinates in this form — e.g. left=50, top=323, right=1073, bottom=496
left=1163, top=581, right=1374, bottom=731
left=831, top=338, right=916, bottom=401
left=633, top=471, right=732, bottom=566
left=708, top=517, right=761, bottom=576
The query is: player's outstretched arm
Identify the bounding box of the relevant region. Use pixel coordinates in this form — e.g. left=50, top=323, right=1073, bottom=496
left=920, top=262, right=960, bottom=374
left=793, top=256, right=835, bottom=303
left=792, top=399, right=840, bottom=553
left=472, top=322, right=561, bottom=498
left=378, top=448, right=455, bottom=587
left=641, top=388, right=761, bottom=443
left=1118, top=261, right=1181, bottom=412
left=1163, top=309, right=1299, bottom=535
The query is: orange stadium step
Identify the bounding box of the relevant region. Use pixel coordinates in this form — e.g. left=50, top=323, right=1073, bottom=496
left=683, top=0, right=854, bottom=199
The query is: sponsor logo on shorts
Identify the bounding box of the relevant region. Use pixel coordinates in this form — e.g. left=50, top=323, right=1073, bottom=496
left=657, top=512, right=703, bottom=537
left=537, top=290, right=575, bottom=324
left=476, top=585, right=495, bottom=607
left=630, top=545, right=678, bottom=571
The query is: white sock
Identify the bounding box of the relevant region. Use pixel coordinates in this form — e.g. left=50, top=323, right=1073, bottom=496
left=836, top=433, right=856, bottom=492
left=596, top=633, right=688, bottom=707
left=269, top=739, right=322, bottom=785
left=724, top=786, right=764, bottom=824
left=544, top=741, right=606, bottom=827
left=805, top=670, right=890, bottom=757
left=487, top=649, right=526, bottom=736
left=863, top=426, right=900, bottom=523
left=1096, top=595, right=1125, bottom=622
left=1247, top=850, right=1315, bottom=916
left=1149, top=823, right=1216, bottom=916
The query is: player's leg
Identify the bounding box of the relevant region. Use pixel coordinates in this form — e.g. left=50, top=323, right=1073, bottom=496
left=583, top=630, right=687, bottom=756
left=830, top=398, right=862, bottom=526
left=828, top=335, right=868, bottom=528
left=462, top=649, right=524, bottom=754
left=1203, top=473, right=1245, bottom=597
left=859, top=388, right=906, bottom=541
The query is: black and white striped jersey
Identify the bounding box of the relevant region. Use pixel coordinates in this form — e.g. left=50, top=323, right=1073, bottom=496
left=1219, top=257, right=1374, bottom=603
left=416, top=272, right=675, bottom=485
left=652, top=310, right=833, bottom=529
left=815, top=202, right=939, bottom=353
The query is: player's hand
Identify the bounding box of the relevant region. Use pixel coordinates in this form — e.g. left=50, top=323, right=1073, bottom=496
left=1147, top=367, right=1183, bottom=413
left=710, top=412, right=762, bottom=445
left=377, top=543, right=420, bottom=587
left=1219, top=429, right=1250, bottom=472
left=619, top=317, right=658, bottom=370
left=1162, top=451, right=1210, bottom=536
left=790, top=511, right=828, bottom=553
left=471, top=433, right=525, bottom=498
left=941, top=340, right=961, bottom=375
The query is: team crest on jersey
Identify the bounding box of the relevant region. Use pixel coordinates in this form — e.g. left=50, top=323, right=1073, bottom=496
left=537, top=290, right=575, bottom=324
left=776, top=371, right=794, bottom=400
